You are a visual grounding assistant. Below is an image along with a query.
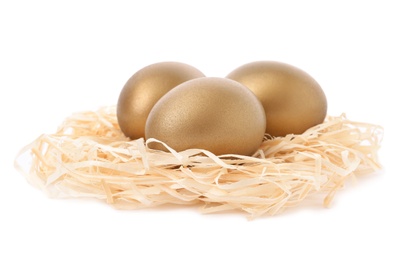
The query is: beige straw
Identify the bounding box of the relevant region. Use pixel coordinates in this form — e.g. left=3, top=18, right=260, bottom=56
left=15, top=106, right=383, bottom=219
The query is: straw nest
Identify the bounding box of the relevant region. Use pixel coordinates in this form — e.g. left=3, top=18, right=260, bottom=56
left=15, top=106, right=383, bottom=218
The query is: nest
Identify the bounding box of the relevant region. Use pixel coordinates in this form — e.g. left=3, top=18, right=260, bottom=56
left=15, top=106, right=383, bottom=218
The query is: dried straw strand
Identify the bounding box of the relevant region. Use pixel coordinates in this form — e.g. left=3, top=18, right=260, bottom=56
left=15, top=106, right=383, bottom=218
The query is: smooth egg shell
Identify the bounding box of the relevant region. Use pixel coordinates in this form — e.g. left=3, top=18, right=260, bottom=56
left=117, top=62, right=205, bottom=139
left=227, top=61, right=327, bottom=137
left=145, top=77, right=266, bottom=156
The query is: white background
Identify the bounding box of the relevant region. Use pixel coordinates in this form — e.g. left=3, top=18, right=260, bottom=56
left=1, top=0, right=408, bottom=259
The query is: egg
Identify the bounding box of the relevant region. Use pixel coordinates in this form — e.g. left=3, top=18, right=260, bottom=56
left=145, top=77, right=266, bottom=156
left=226, top=61, right=327, bottom=137
left=117, top=62, right=205, bottom=139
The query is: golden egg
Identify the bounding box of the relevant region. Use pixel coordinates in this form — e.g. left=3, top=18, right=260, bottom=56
left=145, top=77, right=266, bottom=156
left=227, top=61, right=327, bottom=137
left=117, top=62, right=205, bottom=139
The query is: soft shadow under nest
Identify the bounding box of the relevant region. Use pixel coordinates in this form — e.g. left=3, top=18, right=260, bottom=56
left=15, top=106, right=383, bottom=218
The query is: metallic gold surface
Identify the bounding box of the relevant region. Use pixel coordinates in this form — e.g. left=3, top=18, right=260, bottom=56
left=227, top=61, right=327, bottom=137
left=117, top=62, right=205, bottom=139
left=145, top=77, right=266, bottom=156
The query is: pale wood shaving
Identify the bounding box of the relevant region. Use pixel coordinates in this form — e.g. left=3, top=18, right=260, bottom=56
left=15, top=106, right=383, bottom=218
